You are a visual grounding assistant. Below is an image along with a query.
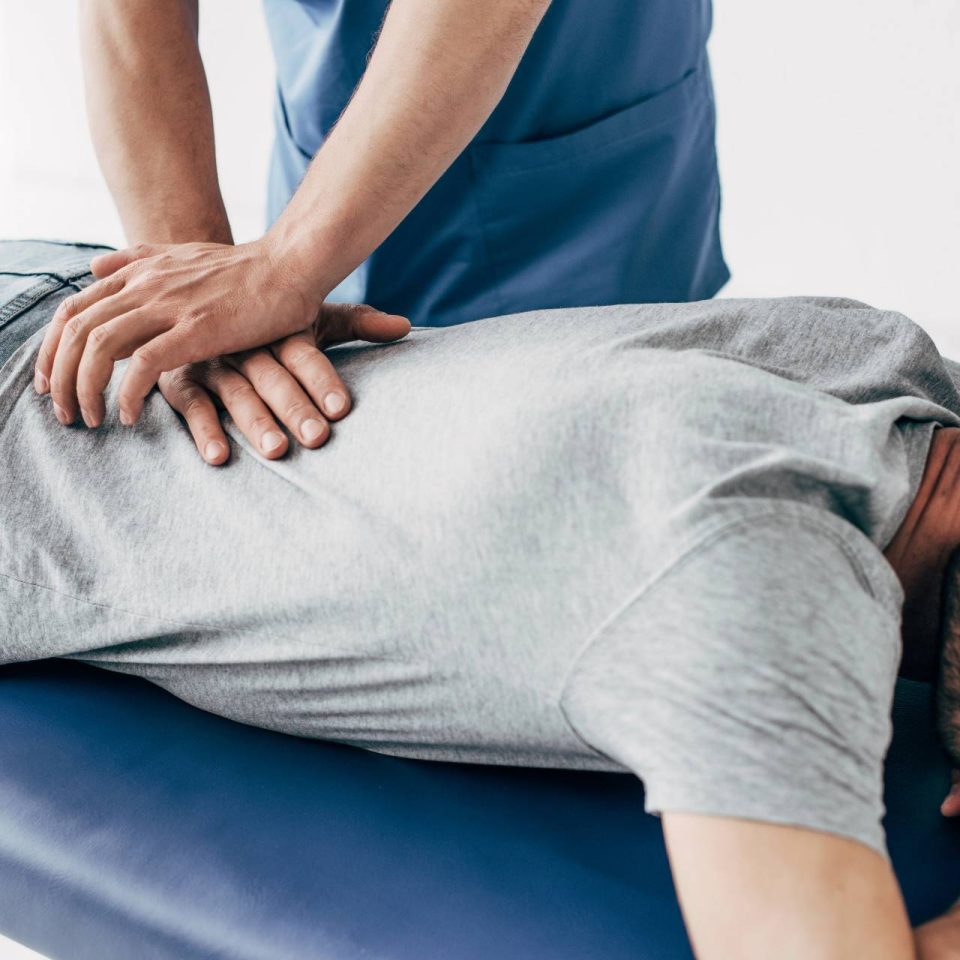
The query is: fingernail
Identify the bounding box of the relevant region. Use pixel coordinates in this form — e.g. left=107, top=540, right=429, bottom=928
left=34, top=370, right=48, bottom=394
left=204, top=440, right=225, bottom=462
left=322, top=392, right=346, bottom=416
left=80, top=408, right=100, bottom=429
left=261, top=430, right=285, bottom=453
left=119, top=409, right=133, bottom=427
left=53, top=403, right=69, bottom=425
left=301, top=418, right=326, bottom=443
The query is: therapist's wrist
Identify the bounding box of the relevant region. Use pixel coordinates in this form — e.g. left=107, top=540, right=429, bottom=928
left=123, top=196, right=235, bottom=248
left=263, top=219, right=345, bottom=308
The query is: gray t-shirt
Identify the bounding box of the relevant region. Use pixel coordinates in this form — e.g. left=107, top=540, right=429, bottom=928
left=2, top=243, right=959, bottom=855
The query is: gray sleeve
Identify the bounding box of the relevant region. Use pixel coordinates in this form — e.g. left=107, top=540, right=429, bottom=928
left=559, top=510, right=904, bottom=856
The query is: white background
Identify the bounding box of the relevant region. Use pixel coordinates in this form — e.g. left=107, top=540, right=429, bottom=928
left=1, top=2, right=959, bottom=957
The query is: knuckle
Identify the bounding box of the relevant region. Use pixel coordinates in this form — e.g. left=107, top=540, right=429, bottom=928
left=178, top=309, right=205, bottom=330
left=228, top=349, right=253, bottom=366
left=220, top=380, right=249, bottom=404
left=130, top=263, right=161, bottom=288
left=255, top=365, right=288, bottom=392
left=200, top=358, right=227, bottom=381
left=61, top=316, right=86, bottom=341
left=283, top=401, right=312, bottom=422
left=130, top=270, right=157, bottom=293
left=131, top=344, right=155, bottom=368
left=87, top=324, right=112, bottom=350
left=347, top=303, right=374, bottom=326
left=248, top=413, right=275, bottom=433
left=163, top=365, right=196, bottom=389
left=283, top=343, right=319, bottom=367
left=182, top=392, right=210, bottom=417
left=163, top=366, right=191, bottom=388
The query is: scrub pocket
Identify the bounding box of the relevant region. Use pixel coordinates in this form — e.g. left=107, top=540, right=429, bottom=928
left=467, top=63, right=726, bottom=309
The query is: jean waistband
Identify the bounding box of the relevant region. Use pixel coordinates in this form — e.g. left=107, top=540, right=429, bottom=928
left=0, top=240, right=114, bottom=369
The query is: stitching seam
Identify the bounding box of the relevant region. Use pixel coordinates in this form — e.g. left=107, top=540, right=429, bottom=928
left=555, top=506, right=898, bottom=719
left=0, top=568, right=214, bottom=631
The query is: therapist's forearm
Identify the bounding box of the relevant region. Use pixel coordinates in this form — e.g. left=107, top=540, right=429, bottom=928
left=267, top=0, right=552, bottom=301
left=79, top=0, right=232, bottom=245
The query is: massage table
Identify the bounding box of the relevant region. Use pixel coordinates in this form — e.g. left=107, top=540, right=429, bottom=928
left=0, top=659, right=958, bottom=959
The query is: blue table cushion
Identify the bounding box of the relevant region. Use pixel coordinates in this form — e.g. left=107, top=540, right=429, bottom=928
left=0, top=660, right=958, bottom=959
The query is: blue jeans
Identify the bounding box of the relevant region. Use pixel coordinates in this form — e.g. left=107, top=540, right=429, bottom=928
left=0, top=240, right=112, bottom=369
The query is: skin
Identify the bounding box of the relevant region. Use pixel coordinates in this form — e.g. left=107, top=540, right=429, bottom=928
left=34, top=0, right=553, bottom=449
left=663, top=426, right=960, bottom=960
left=49, top=0, right=392, bottom=464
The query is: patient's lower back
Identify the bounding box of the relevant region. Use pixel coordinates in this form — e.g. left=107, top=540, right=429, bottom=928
left=0, top=243, right=955, bottom=789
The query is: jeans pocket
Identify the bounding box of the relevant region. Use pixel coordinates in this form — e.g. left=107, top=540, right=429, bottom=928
left=0, top=240, right=113, bottom=328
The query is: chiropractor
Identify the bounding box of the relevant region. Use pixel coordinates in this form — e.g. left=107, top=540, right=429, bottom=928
left=35, top=0, right=728, bottom=463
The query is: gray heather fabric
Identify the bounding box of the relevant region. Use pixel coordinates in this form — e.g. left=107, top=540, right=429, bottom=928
left=3, top=241, right=960, bottom=856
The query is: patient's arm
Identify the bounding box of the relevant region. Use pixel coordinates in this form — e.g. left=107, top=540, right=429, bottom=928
left=663, top=813, right=926, bottom=959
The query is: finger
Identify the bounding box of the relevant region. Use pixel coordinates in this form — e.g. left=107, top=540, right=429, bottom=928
left=75, top=306, right=173, bottom=429
left=317, top=303, right=411, bottom=346
left=225, top=348, right=331, bottom=446
left=943, top=771, right=960, bottom=817
left=158, top=368, right=230, bottom=466
left=269, top=333, right=351, bottom=422
left=34, top=274, right=128, bottom=394
left=90, top=243, right=166, bottom=279
left=49, top=292, right=145, bottom=425
left=350, top=306, right=411, bottom=343
left=201, top=365, right=289, bottom=458
left=117, top=322, right=211, bottom=426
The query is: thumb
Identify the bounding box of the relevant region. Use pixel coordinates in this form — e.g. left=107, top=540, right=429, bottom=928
left=942, top=770, right=960, bottom=817
left=317, top=303, right=411, bottom=346
left=90, top=243, right=168, bottom=279
left=354, top=309, right=412, bottom=343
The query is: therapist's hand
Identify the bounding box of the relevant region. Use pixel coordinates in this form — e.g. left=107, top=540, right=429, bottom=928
left=156, top=302, right=410, bottom=466
left=33, top=239, right=334, bottom=429
left=942, top=770, right=960, bottom=817
left=916, top=900, right=960, bottom=959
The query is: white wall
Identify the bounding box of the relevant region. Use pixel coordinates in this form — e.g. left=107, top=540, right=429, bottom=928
left=710, top=0, right=960, bottom=353
left=0, top=1, right=274, bottom=248
left=0, top=938, right=45, bottom=960
left=0, top=2, right=958, bottom=956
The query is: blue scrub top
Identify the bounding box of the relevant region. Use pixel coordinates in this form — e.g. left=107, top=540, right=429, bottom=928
left=263, top=0, right=729, bottom=327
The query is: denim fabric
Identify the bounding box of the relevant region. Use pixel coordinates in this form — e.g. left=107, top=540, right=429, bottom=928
left=0, top=240, right=112, bottom=369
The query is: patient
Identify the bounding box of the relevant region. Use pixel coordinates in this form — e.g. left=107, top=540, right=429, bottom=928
left=3, top=239, right=960, bottom=958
